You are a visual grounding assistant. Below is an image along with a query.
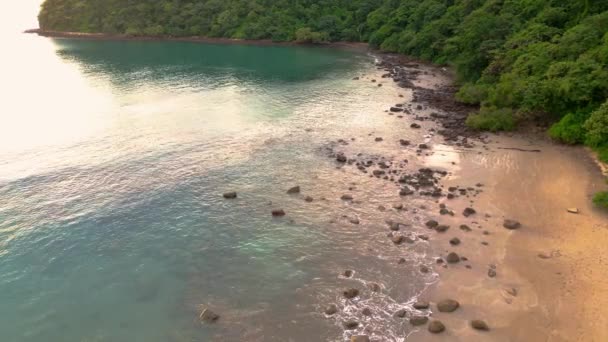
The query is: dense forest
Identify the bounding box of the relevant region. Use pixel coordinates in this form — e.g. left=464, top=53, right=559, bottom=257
left=38, top=1, right=608, bottom=190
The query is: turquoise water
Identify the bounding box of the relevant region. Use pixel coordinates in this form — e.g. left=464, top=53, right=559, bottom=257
left=1, top=19, right=439, bottom=342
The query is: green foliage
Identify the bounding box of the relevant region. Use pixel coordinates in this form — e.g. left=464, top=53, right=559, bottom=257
left=584, top=100, right=608, bottom=147
left=548, top=112, right=588, bottom=145
left=466, top=107, right=516, bottom=132
left=38, top=0, right=608, bottom=145
left=294, top=27, right=328, bottom=44
left=593, top=191, right=608, bottom=209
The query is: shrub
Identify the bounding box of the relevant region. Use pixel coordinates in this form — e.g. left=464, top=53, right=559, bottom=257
left=594, top=144, right=608, bottom=164
left=294, top=27, right=328, bottom=44
left=593, top=191, right=608, bottom=209
left=584, top=101, right=608, bottom=147
left=456, top=83, right=489, bottom=105
left=466, top=107, right=516, bottom=132
left=548, top=112, right=588, bottom=144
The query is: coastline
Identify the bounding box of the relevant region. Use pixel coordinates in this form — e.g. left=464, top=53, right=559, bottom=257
left=24, top=29, right=369, bottom=50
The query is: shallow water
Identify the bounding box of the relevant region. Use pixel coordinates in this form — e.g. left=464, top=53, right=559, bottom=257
left=0, top=22, right=448, bottom=341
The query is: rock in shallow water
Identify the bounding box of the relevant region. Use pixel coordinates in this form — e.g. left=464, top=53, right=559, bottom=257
left=413, top=301, right=429, bottom=309
left=222, top=192, right=237, bottom=199
left=199, top=307, right=220, bottom=323
left=271, top=209, right=286, bottom=217
left=287, top=186, right=300, bottom=194
left=343, top=320, right=359, bottom=330
left=351, top=336, right=370, bottom=342
left=324, top=304, right=338, bottom=315
left=446, top=252, right=460, bottom=263
left=410, top=315, right=429, bottom=326
left=343, top=288, right=359, bottom=299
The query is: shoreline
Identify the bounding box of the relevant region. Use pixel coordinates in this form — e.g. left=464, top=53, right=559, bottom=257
left=24, top=29, right=369, bottom=51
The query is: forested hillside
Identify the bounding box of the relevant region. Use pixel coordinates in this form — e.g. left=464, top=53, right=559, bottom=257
left=38, top=0, right=608, bottom=161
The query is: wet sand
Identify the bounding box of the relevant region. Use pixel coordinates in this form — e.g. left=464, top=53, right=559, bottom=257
left=407, top=134, right=608, bottom=341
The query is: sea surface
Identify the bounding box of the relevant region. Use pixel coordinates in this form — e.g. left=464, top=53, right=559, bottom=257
left=0, top=8, right=440, bottom=342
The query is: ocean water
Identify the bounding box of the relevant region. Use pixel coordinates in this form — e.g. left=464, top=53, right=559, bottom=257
left=0, top=20, right=441, bottom=342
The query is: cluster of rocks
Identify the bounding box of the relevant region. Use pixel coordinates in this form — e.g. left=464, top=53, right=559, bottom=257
left=373, top=54, right=480, bottom=144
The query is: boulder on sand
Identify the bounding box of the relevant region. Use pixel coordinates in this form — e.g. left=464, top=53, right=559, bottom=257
left=503, top=219, right=521, bottom=230
left=343, top=288, right=359, bottom=299
left=437, top=299, right=460, bottom=312
left=199, top=306, right=220, bottom=323
left=428, top=320, right=445, bottom=333
left=271, top=209, right=286, bottom=217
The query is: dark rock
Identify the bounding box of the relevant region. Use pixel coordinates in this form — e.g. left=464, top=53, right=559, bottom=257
left=199, top=307, right=220, bottom=323
left=343, top=320, right=359, bottom=330
left=390, top=107, right=404, bottom=112
left=420, top=265, right=430, bottom=273
left=435, top=225, right=450, bottom=233
left=503, top=219, right=521, bottom=230
left=449, top=237, right=461, bottom=246
left=463, top=207, right=476, bottom=217
left=488, top=269, right=497, bottom=278
left=271, top=209, right=286, bottom=217
left=410, top=123, right=421, bottom=129
left=400, top=139, right=411, bottom=146
left=437, top=299, right=460, bottom=312
left=446, top=252, right=460, bottom=263
left=336, top=153, right=347, bottom=163
left=324, top=304, right=338, bottom=315
left=304, top=196, right=314, bottom=202
left=410, top=316, right=429, bottom=326
left=287, top=186, right=301, bottom=194
left=399, top=187, right=414, bottom=196
left=392, top=235, right=405, bottom=245
left=471, top=320, right=490, bottom=331
left=341, top=194, right=353, bottom=201
left=223, top=192, right=237, bottom=199
left=375, top=137, right=384, bottom=142
left=369, top=283, right=381, bottom=292
left=390, top=222, right=401, bottom=231
left=343, top=288, right=359, bottom=299
left=428, top=320, right=446, bottom=333
left=460, top=224, right=472, bottom=232
left=419, top=144, right=429, bottom=149
left=426, top=220, right=439, bottom=229
left=413, top=301, right=430, bottom=310
left=394, top=309, right=407, bottom=318
left=362, top=307, right=373, bottom=316
left=349, top=217, right=360, bottom=225
left=343, top=270, right=354, bottom=278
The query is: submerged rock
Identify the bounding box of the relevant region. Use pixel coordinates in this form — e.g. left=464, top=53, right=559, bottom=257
left=341, top=194, right=354, bottom=201
left=343, top=270, right=354, bottom=278
left=336, top=153, right=347, bottom=163
left=394, top=309, right=407, bottom=318
left=343, top=288, right=359, bottom=299
left=271, top=209, right=286, bottom=217
left=223, top=192, right=237, bottom=199
left=351, top=336, right=370, bottom=342
left=304, top=196, right=314, bottom=202
left=362, top=307, right=373, bottom=316
left=199, top=306, right=220, bottom=323
left=324, top=304, right=338, bottom=315
left=437, top=299, right=460, bottom=312
left=410, top=315, right=429, bottom=326
left=449, top=237, right=461, bottom=246
left=287, top=186, right=301, bottom=194
left=413, top=301, right=430, bottom=309
left=428, top=320, right=446, bottom=333
left=343, top=320, right=359, bottom=330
